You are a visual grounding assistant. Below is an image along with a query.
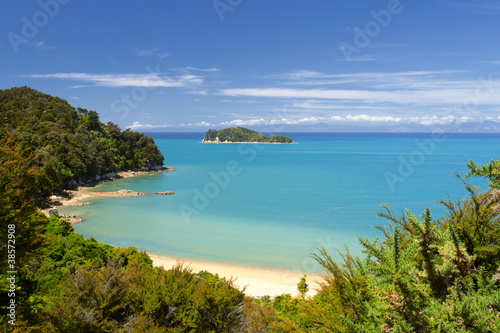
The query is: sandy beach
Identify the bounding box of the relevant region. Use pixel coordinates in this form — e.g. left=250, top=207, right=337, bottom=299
left=150, top=254, right=321, bottom=297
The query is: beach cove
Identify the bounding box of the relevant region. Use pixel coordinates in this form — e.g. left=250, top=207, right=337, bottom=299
left=49, top=167, right=320, bottom=297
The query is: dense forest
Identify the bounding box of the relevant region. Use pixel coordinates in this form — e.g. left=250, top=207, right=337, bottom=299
left=1, top=88, right=500, bottom=331
left=203, top=127, right=293, bottom=143
left=0, top=86, right=164, bottom=196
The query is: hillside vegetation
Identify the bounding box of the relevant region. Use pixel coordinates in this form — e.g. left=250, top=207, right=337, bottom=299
left=0, top=86, right=164, bottom=196
left=203, top=127, right=293, bottom=143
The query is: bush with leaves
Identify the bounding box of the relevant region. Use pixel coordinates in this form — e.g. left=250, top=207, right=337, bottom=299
left=440, top=177, right=500, bottom=275
left=300, top=199, right=500, bottom=332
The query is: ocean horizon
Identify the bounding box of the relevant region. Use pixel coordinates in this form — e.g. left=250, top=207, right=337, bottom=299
left=63, top=132, right=500, bottom=273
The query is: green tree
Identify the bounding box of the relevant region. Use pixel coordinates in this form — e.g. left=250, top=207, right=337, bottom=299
left=297, top=275, right=309, bottom=298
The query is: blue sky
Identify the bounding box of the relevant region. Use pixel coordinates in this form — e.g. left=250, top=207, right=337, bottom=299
left=2, top=0, right=500, bottom=132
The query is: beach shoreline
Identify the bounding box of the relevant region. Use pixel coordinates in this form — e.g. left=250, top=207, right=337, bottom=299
left=40, top=167, right=174, bottom=223
left=149, top=254, right=321, bottom=297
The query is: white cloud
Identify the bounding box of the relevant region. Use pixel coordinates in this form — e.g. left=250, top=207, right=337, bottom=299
left=219, top=83, right=500, bottom=105
left=129, top=114, right=500, bottom=130
left=219, top=115, right=402, bottom=126
left=484, top=60, right=500, bottom=65
left=128, top=122, right=172, bottom=129
left=25, top=72, right=204, bottom=88
left=184, top=67, right=220, bottom=72
left=297, top=117, right=320, bottom=123
left=346, top=114, right=403, bottom=122
left=240, top=70, right=500, bottom=124
left=290, top=101, right=389, bottom=111
left=210, top=114, right=499, bottom=128
left=135, top=47, right=171, bottom=58
left=188, top=90, right=209, bottom=95
left=186, top=121, right=213, bottom=127
left=451, top=1, right=500, bottom=15
left=219, top=118, right=267, bottom=127
left=276, top=70, right=473, bottom=90
left=278, top=70, right=464, bottom=80
left=291, top=102, right=346, bottom=109
left=171, top=66, right=221, bottom=73
left=416, top=115, right=455, bottom=126
left=407, top=115, right=478, bottom=125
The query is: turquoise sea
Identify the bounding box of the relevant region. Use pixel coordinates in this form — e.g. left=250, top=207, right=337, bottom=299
left=63, top=133, right=500, bottom=273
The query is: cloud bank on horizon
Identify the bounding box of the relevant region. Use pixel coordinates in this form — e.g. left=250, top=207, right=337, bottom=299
left=2, top=1, right=500, bottom=132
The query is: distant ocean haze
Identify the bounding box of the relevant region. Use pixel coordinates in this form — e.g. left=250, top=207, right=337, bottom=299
left=64, top=132, right=500, bottom=272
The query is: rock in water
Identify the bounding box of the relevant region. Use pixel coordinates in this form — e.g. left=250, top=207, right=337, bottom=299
left=154, top=191, right=175, bottom=195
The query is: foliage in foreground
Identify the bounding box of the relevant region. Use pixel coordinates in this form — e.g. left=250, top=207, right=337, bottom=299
left=268, top=168, right=500, bottom=332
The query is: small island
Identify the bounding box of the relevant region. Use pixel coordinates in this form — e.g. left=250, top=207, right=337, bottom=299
left=202, top=127, right=294, bottom=144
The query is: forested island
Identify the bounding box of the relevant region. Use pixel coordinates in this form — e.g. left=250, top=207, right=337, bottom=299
left=203, top=127, right=294, bottom=143
left=1, top=87, right=500, bottom=331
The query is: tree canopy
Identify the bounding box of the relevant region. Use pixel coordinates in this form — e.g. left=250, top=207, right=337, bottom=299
left=203, top=127, right=293, bottom=143
left=0, top=86, right=164, bottom=195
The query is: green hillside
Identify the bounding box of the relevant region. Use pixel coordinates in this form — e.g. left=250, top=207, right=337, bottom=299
left=203, top=127, right=293, bottom=143
left=0, top=86, right=164, bottom=195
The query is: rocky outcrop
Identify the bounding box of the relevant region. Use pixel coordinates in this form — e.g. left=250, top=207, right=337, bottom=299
left=59, top=213, right=83, bottom=224
left=89, top=189, right=147, bottom=197
left=48, top=208, right=59, bottom=217
left=116, top=167, right=174, bottom=180
left=154, top=191, right=175, bottom=195
left=41, top=208, right=83, bottom=224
